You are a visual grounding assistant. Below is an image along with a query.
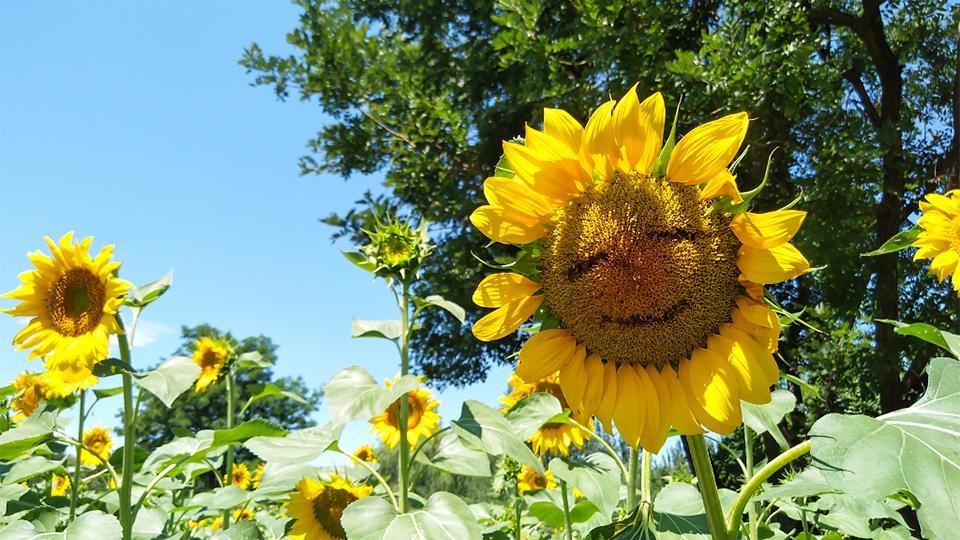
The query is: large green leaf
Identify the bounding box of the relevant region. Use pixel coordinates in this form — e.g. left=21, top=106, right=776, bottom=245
left=0, top=511, right=123, bottom=539
left=742, top=389, right=795, bottom=450
left=189, top=485, right=250, bottom=510
left=548, top=453, right=619, bottom=517
left=877, top=319, right=960, bottom=358
left=134, top=355, right=201, bottom=407
left=810, top=357, right=960, bottom=539
left=212, top=420, right=287, bottom=446
left=503, top=392, right=565, bottom=440
left=0, top=412, right=56, bottom=460
left=351, top=319, right=402, bottom=340
left=324, top=366, right=419, bottom=424
left=0, top=457, right=63, bottom=486
left=451, top=400, right=542, bottom=472
left=417, top=432, right=491, bottom=477
left=414, top=295, right=466, bottom=324
left=342, top=491, right=482, bottom=539
left=528, top=499, right=599, bottom=527
left=244, top=422, right=343, bottom=462
left=252, top=462, right=316, bottom=495
left=124, top=270, right=173, bottom=309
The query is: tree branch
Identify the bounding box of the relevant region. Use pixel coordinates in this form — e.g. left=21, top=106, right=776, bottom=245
left=843, top=68, right=882, bottom=130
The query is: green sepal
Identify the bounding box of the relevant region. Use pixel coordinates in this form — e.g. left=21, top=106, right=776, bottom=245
left=651, top=98, right=681, bottom=177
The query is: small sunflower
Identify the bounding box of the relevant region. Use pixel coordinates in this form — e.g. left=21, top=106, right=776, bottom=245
left=499, top=371, right=590, bottom=456
left=913, top=190, right=960, bottom=293
left=288, top=474, right=373, bottom=539
left=228, top=463, right=252, bottom=489
left=233, top=507, right=255, bottom=522
left=80, top=425, right=113, bottom=467
left=369, top=378, right=441, bottom=449
left=252, top=462, right=265, bottom=489
left=3, top=233, right=131, bottom=397
left=351, top=444, right=377, bottom=463
left=11, top=371, right=47, bottom=420
left=517, top=465, right=556, bottom=493
left=210, top=516, right=224, bottom=530
left=470, top=87, right=808, bottom=452
left=50, top=473, right=70, bottom=497
left=192, top=337, right=229, bottom=392
left=187, top=518, right=210, bottom=530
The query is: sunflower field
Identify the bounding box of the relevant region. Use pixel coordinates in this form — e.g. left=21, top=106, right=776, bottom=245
left=1, top=1, right=959, bottom=539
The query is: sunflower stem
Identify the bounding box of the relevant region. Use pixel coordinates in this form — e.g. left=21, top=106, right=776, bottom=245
left=725, top=440, right=811, bottom=539
left=626, top=447, right=639, bottom=511
left=222, top=371, right=236, bottom=529
left=117, top=317, right=136, bottom=540
left=336, top=449, right=398, bottom=509
left=641, top=448, right=652, bottom=510
left=560, top=479, right=574, bottom=540
left=744, top=427, right=758, bottom=540
left=68, top=390, right=86, bottom=522
left=686, top=435, right=727, bottom=540
left=397, top=280, right=412, bottom=513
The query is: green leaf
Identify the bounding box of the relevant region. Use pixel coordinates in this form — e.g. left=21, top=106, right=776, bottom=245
left=0, top=457, right=63, bottom=486
left=124, top=270, right=173, bottom=308
left=236, top=350, right=272, bottom=369
left=342, top=250, right=377, bottom=272
left=351, top=319, right=402, bottom=340
left=416, top=295, right=466, bottom=324
left=212, top=420, right=287, bottom=446
left=862, top=226, right=920, bottom=256
left=528, top=500, right=599, bottom=527
left=494, top=153, right=515, bottom=179
left=0, top=412, right=56, bottom=460
left=324, top=366, right=419, bottom=424
left=548, top=453, right=619, bottom=517
left=189, top=485, right=250, bottom=510
left=651, top=482, right=711, bottom=539
left=244, top=422, right=344, bottom=462
left=252, top=462, right=316, bottom=495
left=133, top=355, right=201, bottom=407
left=742, top=389, right=795, bottom=450
left=241, top=382, right=309, bottom=414
left=877, top=319, right=960, bottom=358
left=224, top=520, right=267, bottom=540
left=92, top=387, right=123, bottom=399
left=342, top=491, right=482, bottom=540
left=132, top=507, right=166, bottom=539
left=504, top=392, right=564, bottom=440
left=810, top=357, right=960, bottom=540
left=418, top=432, right=491, bottom=477
left=1, top=511, right=125, bottom=539
left=780, top=373, right=819, bottom=399
left=754, top=467, right=836, bottom=501
left=451, top=400, right=542, bottom=473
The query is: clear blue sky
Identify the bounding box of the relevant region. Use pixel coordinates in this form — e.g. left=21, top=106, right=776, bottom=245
left=0, top=1, right=511, bottom=456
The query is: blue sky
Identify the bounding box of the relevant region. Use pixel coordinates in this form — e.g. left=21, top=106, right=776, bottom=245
left=0, top=1, right=511, bottom=456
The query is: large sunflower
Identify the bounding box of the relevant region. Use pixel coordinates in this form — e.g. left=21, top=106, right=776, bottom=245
left=288, top=474, right=372, bottom=539
left=369, top=378, right=441, bottom=449
left=499, top=371, right=589, bottom=456
left=3, top=233, right=131, bottom=396
left=192, top=336, right=229, bottom=392
left=471, top=86, right=808, bottom=452
left=80, top=425, right=113, bottom=466
left=913, top=190, right=960, bottom=292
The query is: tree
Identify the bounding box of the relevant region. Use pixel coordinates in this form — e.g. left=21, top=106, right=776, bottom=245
left=123, top=324, right=323, bottom=452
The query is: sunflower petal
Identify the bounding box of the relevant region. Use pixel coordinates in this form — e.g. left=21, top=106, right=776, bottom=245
left=643, top=366, right=673, bottom=453
left=667, top=112, right=749, bottom=186
left=706, top=333, right=771, bottom=404
left=559, top=345, right=588, bottom=418
left=543, top=108, right=584, bottom=152
left=579, top=100, right=617, bottom=180
left=718, top=323, right=780, bottom=389
left=470, top=205, right=546, bottom=245
left=595, top=360, right=618, bottom=433
left=930, top=250, right=960, bottom=281
left=634, top=365, right=661, bottom=450
left=483, top=176, right=556, bottom=218
left=730, top=210, right=807, bottom=249
left=680, top=349, right=742, bottom=434
left=472, top=273, right=542, bottom=308
left=701, top=170, right=742, bottom=203
left=613, top=87, right=664, bottom=174
left=660, top=365, right=703, bottom=435
left=580, top=353, right=605, bottom=418
left=613, top=365, right=645, bottom=448
left=503, top=141, right=583, bottom=201
left=516, top=329, right=578, bottom=382
left=737, top=243, right=810, bottom=284
left=472, top=295, right=544, bottom=341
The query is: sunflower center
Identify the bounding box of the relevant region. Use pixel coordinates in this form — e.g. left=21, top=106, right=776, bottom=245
left=48, top=269, right=106, bottom=337
left=312, top=487, right=357, bottom=538
left=539, top=172, right=742, bottom=367
left=385, top=394, right=424, bottom=429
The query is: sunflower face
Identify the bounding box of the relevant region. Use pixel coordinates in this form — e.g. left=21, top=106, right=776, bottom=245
left=499, top=372, right=589, bottom=456
left=369, top=380, right=440, bottom=449
left=471, top=86, right=809, bottom=452
left=914, top=190, right=960, bottom=292
left=3, top=233, right=131, bottom=396
left=12, top=371, right=47, bottom=420
left=192, top=337, right=229, bottom=392
left=50, top=473, right=70, bottom=497
left=289, top=475, right=372, bottom=540
left=517, top=465, right=556, bottom=492
left=81, top=425, right=113, bottom=466
left=230, top=463, right=252, bottom=489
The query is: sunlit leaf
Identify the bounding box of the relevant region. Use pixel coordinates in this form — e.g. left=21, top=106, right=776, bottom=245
left=134, top=356, right=201, bottom=408
left=862, top=227, right=920, bottom=257
left=342, top=491, right=482, bottom=539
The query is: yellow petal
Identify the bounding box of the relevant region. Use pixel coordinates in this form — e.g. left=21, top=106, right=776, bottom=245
left=731, top=298, right=781, bottom=353
left=706, top=333, right=771, bottom=404
left=559, top=345, right=588, bottom=418
left=470, top=205, right=546, bottom=245
left=701, top=170, right=743, bottom=203
left=613, top=86, right=664, bottom=174
left=730, top=210, right=807, bottom=249
left=737, top=243, right=810, bottom=284
left=924, top=193, right=960, bottom=215
left=613, top=365, right=645, bottom=448
left=525, top=125, right=580, bottom=161
left=667, top=112, right=749, bottom=186
left=472, top=295, right=544, bottom=341
left=660, top=365, right=703, bottom=435
left=578, top=100, right=617, bottom=180
left=503, top=142, right=583, bottom=202
left=472, top=273, right=542, bottom=308
left=580, top=353, right=605, bottom=418
left=516, top=329, right=578, bottom=382
left=930, top=250, right=960, bottom=281
left=483, top=176, right=555, bottom=218
left=718, top=324, right=779, bottom=387
left=633, top=365, right=660, bottom=449
left=543, top=108, right=584, bottom=152
left=643, top=366, right=672, bottom=453
left=680, top=348, right=742, bottom=434
left=595, top=360, right=618, bottom=433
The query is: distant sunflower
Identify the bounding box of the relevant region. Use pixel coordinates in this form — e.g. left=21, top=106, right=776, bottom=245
left=11, top=371, right=47, bottom=421
left=517, top=465, right=556, bottom=493
left=80, top=425, right=113, bottom=467
left=288, top=474, right=372, bottom=539
left=252, top=462, right=265, bottom=489
left=233, top=507, right=254, bottom=522
left=369, top=378, right=440, bottom=449
left=913, top=190, right=960, bottom=293
left=229, top=463, right=252, bottom=489
left=192, top=337, right=229, bottom=392
left=351, top=444, right=377, bottom=463
left=471, top=86, right=808, bottom=451
left=2, top=233, right=131, bottom=396
left=50, top=473, right=70, bottom=497
left=499, top=371, right=590, bottom=456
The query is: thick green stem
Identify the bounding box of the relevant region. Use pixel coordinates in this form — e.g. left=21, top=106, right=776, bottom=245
left=117, top=318, right=136, bottom=540
left=744, top=428, right=758, bottom=540
left=626, top=447, right=639, bottom=511
left=686, top=435, right=727, bottom=540
left=641, top=448, right=652, bottom=508
left=397, top=282, right=412, bottom=513
left=560, top=479, right=574, bottom=540
left=223, top=372, right=236, bottom=529
left=513, top=476, right=522, bottom=540
left=69, top=390, right=86, bottom=522
left=725, top=440, right=811, bottom=538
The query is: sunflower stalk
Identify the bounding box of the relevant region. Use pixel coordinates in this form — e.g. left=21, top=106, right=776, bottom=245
left=397, top=279, right=412, bottom=513
left=222, top=370, right=236, bottom=529
left=560, top=479, right=574, bottom=540
left=744, top=427, right=758, bottom=540
left=686, top=435, right=727, bottom=540
left=626, top=447, right=639, bottom=511
left=117, top=316, right=136, bottom=540
left=68, top=389, right=85, bottom=522
left=726, top=440, right=812, bottom=538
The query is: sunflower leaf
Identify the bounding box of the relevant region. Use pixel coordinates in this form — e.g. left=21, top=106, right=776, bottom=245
left=342, top=491, right=482, bottom=540
left=0, top=411, right=56, bottom=460
left=124, top=270, right=173, bottom=309
left=324, top=366, right=419, bottom=424
left=876, top=319, right=960, bottom=358
left=342, top=250, right=377, bottom=273
left=133, top=355, right=201, bottom=408
left=861, top=226, right=921, bottom=257
left=351, top=319, right=402, bottom=341
left=451, top=400, right=542, bottom=473
left=244, top=422, right=344, bottom=463
left=235, top=350, right=271, bottom=369
left=417, top=432, right=491, bottom=477
left=742, top=389, right=795, bottom=450
left=503, top=392, right=564, bottom=440
left=548, top=453, right=619, bottom=518
left=414, top=295, right=466, bottom=324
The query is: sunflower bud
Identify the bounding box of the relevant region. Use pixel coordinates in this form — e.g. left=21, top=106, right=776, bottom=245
left=360, top=218, right=433, bottom=280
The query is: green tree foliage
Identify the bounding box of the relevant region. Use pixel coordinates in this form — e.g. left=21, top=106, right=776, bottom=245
left=123, top=324, right=322, bottom=452
left=241, top=0, right=958, bottom=428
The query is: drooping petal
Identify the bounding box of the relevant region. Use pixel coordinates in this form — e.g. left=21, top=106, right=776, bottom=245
left=559, top=345, right=589, bottom=418
left=595, top=360, right=619, bottom=433
left=483, top=176, right=556, bottom=218
left=700, top=170, right=742, bottom=203
left=643, top=366, right=673, bottom=453
left=660, top=365, right=703, bottom=435
left=667, top=112, right=749, bottom=186
left=613, top=365, right=645, bottom=448
left=470, top=205, right=547, bottom=245
left=731, top=297, right=781, bottom=353
left=472, top=295, right=544, bottom=341
left=580, top=353, right=605, bottom=418
left=706, top=333, right=771, bottom=404
left=633, top=365, right=661, bottom=450
left=930, top=250, right=960, bottom=281
left=730, top=210, right=807, bottom=249
left=613, top=86, right=664, bottom=174
left=718, top=323, right=779, bottom=388
left=679, top=349, right=742, bottom=434
left=737, top=243, right=810, bottom=284
left=578, top=100, right=617, bottom=180
left=472, top=273, right=542, bottom=308
left=516, top=329, right=578, bottom=382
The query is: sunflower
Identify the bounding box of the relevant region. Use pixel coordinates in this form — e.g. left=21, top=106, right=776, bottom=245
left=369, top=378, right=441, bottom=449
left=233, top=507, right=254, bottom=522
left=499, top=371, right=590, bottom=456
left=50, top=473, right=70, bottom=497
left=252, top=462, right=265, bottom=489
left=517, top=465, right=556, bottom=493
left=192, top=337, right=229, bottom=392
left=913, top=190, right=960, bottom=293
left=351, top=444, right=377, bottom=463
left=228, top=463, right=252, bottom=489
left=288, top=474, right=373, bottom=539
left=11, top=371, right=47, bottom=421
left=470, top=86, right=808, bottom=452
left=80, top=425, right=113, bottom=466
